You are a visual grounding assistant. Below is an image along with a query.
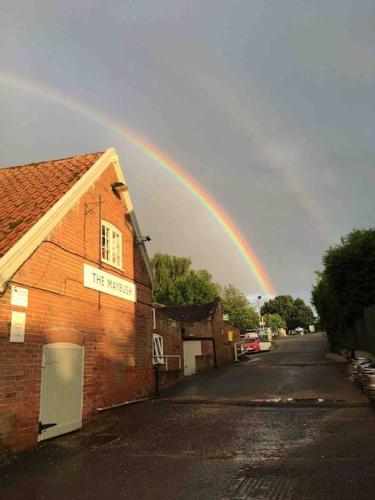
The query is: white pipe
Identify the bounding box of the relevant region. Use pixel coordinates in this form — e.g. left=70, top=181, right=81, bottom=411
left=97, top=397, right=149, bottom=412
left=234, top=343, right=238, bottom=362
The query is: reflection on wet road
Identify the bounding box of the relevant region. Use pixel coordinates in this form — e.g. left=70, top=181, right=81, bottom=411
left=164, top=334, right=364, bottom=402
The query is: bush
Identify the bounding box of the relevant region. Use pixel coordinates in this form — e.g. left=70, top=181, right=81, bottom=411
left=312, top=228, right=375, bottom=352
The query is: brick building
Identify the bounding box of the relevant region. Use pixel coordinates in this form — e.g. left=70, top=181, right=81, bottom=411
left=152, top=310, right=184, bottom=390
left=0, top=148, right=154, bottom=457
left=155, top=298, right=240, bottom=379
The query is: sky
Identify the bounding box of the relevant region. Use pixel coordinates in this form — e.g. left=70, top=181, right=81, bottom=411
left=0, top=0, right=374, bottom=302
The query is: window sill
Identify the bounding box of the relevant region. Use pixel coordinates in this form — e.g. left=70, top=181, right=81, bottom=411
left=100, top=260, right=123, bottom=272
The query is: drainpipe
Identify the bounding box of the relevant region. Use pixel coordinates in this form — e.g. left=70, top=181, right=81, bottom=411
left=153, top=364, right=160, bottom=396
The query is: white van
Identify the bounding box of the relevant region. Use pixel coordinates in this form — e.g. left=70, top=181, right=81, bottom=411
left=258, top=331, right=272, bottom=351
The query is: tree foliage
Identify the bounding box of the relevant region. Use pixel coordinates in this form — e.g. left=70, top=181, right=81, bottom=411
left=312, top=228, right=375, bottom=352
left=151, top=253, right=192, bottom=304
left=151, top=254, right=264, bottom=331
left=261, top=295, right=294, bottom=323
left=322, top=229, right=375, bottom=317
left=265, top=313, right=286, bottom=332
left=220, top=284, right=259, bottom=331
left=151, top=253, right=219, bottom=305
left=167, top=270, right=220, bottom=305
left=261, top=295, right=315, bottom=330
left=290, top=298, right=316, bottom=330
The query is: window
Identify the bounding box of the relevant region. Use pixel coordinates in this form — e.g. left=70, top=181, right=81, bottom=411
left=153, top=333, right=164, bottom=364
left=101, top=221, right=122, bottom=269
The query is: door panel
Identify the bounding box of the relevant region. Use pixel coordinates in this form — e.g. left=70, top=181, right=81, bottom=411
left=183, top=341, right=202, bottom=376
left=39, top=343, right=84, bottom=441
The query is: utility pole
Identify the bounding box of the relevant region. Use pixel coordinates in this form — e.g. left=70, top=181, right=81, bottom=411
left=257, top=295, right=262, bottom=315
left=257, top=295, right=262, bottom=331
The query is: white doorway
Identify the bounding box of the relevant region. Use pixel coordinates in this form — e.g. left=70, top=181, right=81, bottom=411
left=39, top=343, right=84, bottom=441
left=183, top=340, right=202, bottom=376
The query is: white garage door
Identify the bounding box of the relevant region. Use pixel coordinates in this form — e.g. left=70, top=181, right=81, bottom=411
left=39, top=343, right=84, bottom=441
left=183, top=340, right=202, bottom=376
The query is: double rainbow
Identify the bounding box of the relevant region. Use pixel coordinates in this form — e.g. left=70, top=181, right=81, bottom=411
left=0, top=71, right=275, bottom=296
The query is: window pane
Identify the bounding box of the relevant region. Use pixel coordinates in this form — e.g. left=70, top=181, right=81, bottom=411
left=106, top=227, right=110, bottom=261
left=100, top=222, right=122, bottom=268
left=112, top=231, right=117, bottom=265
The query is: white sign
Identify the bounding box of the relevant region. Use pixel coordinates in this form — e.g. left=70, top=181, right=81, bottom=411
left=11, top=286, right=28, bottom=307
left=10, top=311, right=26, bottom=343
left=83, top=264, right=136, bottom=302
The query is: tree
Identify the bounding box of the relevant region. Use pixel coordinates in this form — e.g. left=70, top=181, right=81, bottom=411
left=167, top=270, right=220, bottom=305
left=151, top=253, right=191, bottom=304
left=311, top=272, right=352, bottom=352
left=150, top=254, right=262, bottom=329
left=288, top=298, right=315, bottom=330
left=261, top=295, right=295, bottom=323
left=312, top=228, right=375, bottom=352
left=221, top=284, right=259, bottom=331
left=322, top=229, right=375, bottom=318
left=261, top=295, right=314, bottom=330
left=265, top=313, right=286, bottom=332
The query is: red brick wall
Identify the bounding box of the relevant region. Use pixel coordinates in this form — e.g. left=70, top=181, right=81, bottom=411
left=211, top=305, right=240, bottom=366
left=154, top=315, right=183, bottom=389
left=179, top=303, right=239, bottom=368
left=196, top=355, right=214, bottom=374
left=182, top=319, right=211, bottom=338
left=0, top=163, right=153, bottom=457
left=224, top=323, right=241, bottom=344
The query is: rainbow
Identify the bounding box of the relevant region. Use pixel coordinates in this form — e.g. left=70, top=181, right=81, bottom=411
left=0, top=71, right=275, bottom=295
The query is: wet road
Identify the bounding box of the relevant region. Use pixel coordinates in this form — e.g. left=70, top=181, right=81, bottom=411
left=164, top=334, right=364, bottom=402
left=1, top=334, right=375, bottom=499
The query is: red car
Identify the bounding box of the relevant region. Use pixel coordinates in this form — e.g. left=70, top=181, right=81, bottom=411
left=242, top=336, right=260, bottom=353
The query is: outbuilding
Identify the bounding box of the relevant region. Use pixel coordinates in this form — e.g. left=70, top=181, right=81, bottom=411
left=0, top=148, right=153, bottom=457
left=155, top=298, right=240, bottom=378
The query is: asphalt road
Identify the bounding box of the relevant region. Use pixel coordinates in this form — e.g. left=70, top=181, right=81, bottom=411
left=164, top=334, right=365, bottom=402
left=1, top=334, right=375, bottom=499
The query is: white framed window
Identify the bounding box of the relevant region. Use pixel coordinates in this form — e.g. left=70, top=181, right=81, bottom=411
left=101, top=221, right=123, bottom=269
left=153, top=333, right=164, bottom=364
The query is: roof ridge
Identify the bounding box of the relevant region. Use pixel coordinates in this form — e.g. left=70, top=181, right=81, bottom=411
left=162, top=300, right=218, bottom=309
left=0, top=151, right=104, bottom=172
left=156, top=298, right=222, bottom=322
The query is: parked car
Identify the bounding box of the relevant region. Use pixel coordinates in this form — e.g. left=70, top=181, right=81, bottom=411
left=364, top=373, right=375, bottom=401
left=351, top=358, right=372, bottom=382
left=357, top=363, right=375, bottom=389
left=242, top=335, right=260, bottom=354
left=288, top=329, right=301, bottom=336
left=350, top=357, right=375, bottom=404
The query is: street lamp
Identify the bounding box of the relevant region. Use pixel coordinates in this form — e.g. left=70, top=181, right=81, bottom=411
left=257, top=295, right=265, bottom=333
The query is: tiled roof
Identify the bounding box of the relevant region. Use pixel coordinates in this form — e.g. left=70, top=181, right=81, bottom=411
left=0, top=152, right=103, bottom=258
left=156, top=298, right=221, bottom=322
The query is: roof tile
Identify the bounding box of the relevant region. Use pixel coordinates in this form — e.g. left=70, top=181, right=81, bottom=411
left=156, top=298, right=221, bottom=322
left=0, top=151, right=103, bottom=258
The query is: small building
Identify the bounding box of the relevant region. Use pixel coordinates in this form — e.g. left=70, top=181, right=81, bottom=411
left=155, top=298, right=240, bottom=378
left=0, top=148, right=154, bottom=457
left=152, top=308, right=184, bottom=390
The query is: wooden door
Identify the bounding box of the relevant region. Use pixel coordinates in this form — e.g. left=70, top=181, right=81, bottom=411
left=183, top=340, right=201, bottom=376
left=39, top=343, right=84, bottom=441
